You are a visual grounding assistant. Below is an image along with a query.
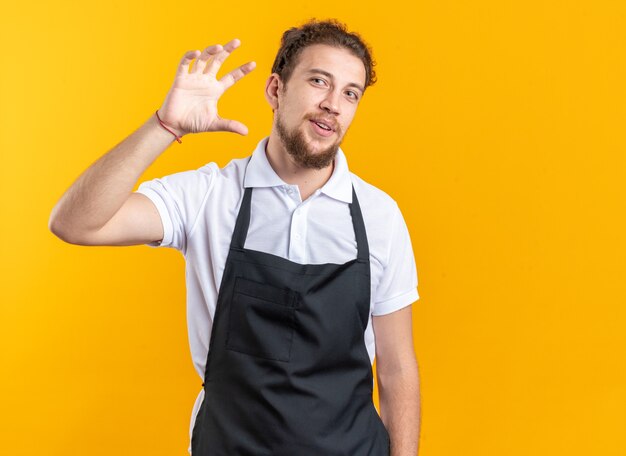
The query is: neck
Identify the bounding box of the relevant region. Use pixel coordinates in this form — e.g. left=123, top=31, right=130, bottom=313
left=265, top=134, right=335, bottom=201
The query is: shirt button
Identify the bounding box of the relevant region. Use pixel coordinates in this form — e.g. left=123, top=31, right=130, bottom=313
left=294, top=233, right=301, bottom=239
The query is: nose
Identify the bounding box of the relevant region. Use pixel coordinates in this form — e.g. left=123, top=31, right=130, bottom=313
left=319, top=89, right=340, bottom=115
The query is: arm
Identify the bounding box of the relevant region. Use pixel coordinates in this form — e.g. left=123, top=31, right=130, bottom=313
left=372, top=305, right=421, bottom=456
left=48, top=114, right=179, bottom=245
left=49, top=39, right=256, bottom=245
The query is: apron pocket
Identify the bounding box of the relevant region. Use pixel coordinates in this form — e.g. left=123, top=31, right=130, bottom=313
left=226, top=277, right=298, bottom=362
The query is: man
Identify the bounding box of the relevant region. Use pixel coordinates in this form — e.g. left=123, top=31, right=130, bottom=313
left=49, top=18, right=421, bottom=456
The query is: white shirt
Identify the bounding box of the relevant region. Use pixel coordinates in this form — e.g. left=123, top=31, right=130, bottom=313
left=135, top=136, right=419, bottom=453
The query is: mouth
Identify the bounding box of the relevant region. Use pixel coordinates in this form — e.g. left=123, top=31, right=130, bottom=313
left=309, top=119, right=335, bottom=137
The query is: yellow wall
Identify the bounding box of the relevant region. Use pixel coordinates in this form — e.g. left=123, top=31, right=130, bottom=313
left=2, top=0, right=625, bottom=455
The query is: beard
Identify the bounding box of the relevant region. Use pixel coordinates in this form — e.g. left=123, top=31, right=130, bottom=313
left=275, top=111, right=342, bottom=170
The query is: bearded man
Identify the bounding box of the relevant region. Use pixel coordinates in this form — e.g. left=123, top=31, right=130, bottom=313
left=49, top=18, right=421, bottom=456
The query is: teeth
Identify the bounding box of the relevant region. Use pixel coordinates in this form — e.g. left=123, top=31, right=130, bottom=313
left=315, top=121, right=331, bottom=131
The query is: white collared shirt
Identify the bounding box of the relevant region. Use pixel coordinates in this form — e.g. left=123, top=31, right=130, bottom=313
left=135, top=136, right=419, bottom=452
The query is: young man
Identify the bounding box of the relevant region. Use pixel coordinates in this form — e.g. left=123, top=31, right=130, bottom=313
left=49, top=19, right=421, bottom=456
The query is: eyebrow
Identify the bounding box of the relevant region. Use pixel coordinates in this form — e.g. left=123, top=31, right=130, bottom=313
left=305, top=68, right=365, bottom=94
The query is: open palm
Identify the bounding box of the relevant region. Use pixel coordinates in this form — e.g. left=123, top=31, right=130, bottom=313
left=158, top=38, right=256, bottom=136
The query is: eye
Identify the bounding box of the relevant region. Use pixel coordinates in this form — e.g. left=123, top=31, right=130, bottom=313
left=311, top=78, right=326, bottom=85
left=346, top=90, right=358, bottom=100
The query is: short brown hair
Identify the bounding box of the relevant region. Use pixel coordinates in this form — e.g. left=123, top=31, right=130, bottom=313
left=271, top=18, right=377, bottom=94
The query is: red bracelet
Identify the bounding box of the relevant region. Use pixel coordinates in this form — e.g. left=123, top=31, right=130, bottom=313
left=155, top=109, right=183, bottom=143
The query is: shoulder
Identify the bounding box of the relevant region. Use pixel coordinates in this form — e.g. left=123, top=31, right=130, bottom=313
left=195, top=155, right=251, bottom=211
left=349, top=172, right=407, bottom=266
left=175, top=154, right=249, bottom=190
left=350, top=172, right=400, bottom=219
left=212, top=155, right=251, bottom=186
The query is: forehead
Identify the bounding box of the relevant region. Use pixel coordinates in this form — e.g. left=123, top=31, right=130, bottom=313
left=292, top=44, right=366, bottom=87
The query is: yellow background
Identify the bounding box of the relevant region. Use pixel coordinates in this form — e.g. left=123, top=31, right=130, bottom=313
left=1, top=0, right=625, bottom=455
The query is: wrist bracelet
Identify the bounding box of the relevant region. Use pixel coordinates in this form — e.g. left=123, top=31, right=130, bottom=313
left=155, top=109, right=183, bottom=143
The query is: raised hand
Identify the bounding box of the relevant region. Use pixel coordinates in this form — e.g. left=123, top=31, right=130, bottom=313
left=157, top=38, right=256, bottom=137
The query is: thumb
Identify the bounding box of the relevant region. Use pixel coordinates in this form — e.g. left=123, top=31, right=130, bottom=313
left=212, top=116, right=249, bottom=136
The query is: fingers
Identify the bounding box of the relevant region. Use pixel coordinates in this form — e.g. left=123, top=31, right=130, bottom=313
left=213, top=115, right=249, bottom=136
left=189, top=44, right=224, bottom=74
left=203, top=38, right=241, bottom=78
left=219, top=61, right=256, bottom=90
left=177, top=50, right=202, bottom=77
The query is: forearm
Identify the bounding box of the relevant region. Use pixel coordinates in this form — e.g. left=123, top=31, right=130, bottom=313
left=378, top=365, right=421, bottom=456
left=49, top=112, right=178, bottom=237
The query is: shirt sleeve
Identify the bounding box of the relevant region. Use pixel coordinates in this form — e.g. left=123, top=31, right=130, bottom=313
left=134, top=163, right=218, bottom=252
left=372, top=203, right=420, bottom=316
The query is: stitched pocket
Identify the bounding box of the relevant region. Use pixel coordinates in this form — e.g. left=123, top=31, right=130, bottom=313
left=226, top=277, right=298, bottom=362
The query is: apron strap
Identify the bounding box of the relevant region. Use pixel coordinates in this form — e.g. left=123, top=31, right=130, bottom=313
left=350, top=185, right=370, bottom=262
left=231, top=185, right=253, bottom=250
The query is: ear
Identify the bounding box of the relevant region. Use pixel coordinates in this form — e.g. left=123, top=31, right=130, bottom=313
left=264, top=73, right=283, bottom=111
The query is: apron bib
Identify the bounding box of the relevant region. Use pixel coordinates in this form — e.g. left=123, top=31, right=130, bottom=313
left=191, top=165, right=390, bottom=455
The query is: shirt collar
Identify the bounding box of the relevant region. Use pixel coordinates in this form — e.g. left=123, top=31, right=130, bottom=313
left=243, top=136, right=353, bottom=203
